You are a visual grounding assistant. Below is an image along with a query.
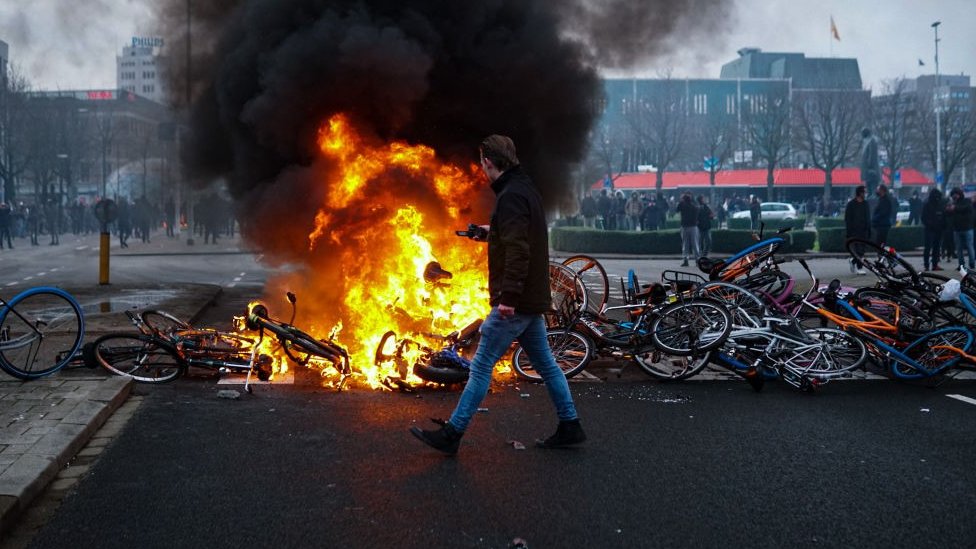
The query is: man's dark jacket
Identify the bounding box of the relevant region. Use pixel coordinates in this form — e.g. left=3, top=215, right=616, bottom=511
left=949, top=196, right=974, bottom=231
left=871, top=194, right=893, bottom=228
left=487, top=165, right=551, bottom=314
left=845, top=198, right=869, bottom=238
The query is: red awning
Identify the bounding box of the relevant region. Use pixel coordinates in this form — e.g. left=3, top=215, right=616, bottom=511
left=593, top=167, right=935, bottom=191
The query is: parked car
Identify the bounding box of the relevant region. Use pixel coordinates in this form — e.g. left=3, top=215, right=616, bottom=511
left=896, top=200, right=910, bottom=224
left=731, top=202, right=798, bottom=221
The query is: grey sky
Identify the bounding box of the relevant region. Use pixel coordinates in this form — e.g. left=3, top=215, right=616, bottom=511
left=1, top=0, right=973, bottom=92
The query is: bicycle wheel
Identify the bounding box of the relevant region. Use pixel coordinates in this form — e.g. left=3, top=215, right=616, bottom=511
left=92, top=333, right=184, bottom=383
left=140, top=310, right=191, bottom=335
left=549, top=262, right=587, bottom=325
left=561, top=255, right=609, bottom=314
left=511, top=329, right=592, bottom=382
left=649, top=298, right=732, bottom=355
left=284, top=332, right=351, bottom=376
left=846, top=237, right=919, bottom=286
left=633, top=350, right=710, bottom=381
left=695, top=282, right=766, bottom=328
left=0, top=287, right=85, bottom=379
left=715, top=238, right=784, bottom=281
left=779, top=328, right=867, bottom=377
left=892, top=326, right=974, bottom=379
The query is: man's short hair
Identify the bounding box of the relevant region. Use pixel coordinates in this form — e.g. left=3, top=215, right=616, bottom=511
left=877, top=184, right=888, bottom=193
left=855, top=185, right=866, bottom=197
left=480, top=135, right=519, bottom=171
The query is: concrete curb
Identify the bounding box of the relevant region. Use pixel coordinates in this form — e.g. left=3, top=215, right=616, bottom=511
left=0, top=376, right=132, bottom=535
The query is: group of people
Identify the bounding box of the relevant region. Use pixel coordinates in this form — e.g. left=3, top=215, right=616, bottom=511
left=918, top=186, right=976, bottom=272
left=0, top=192, right=237, bottom=251
left=845, top=184, right=975, bottom=274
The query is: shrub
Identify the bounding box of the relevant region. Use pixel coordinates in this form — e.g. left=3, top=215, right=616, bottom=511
left=814, top=217, right=845, bottom=230
left=885, top=225, right=924, bottom=251
left=727, top=217, right=805, bottom=231
left=787, top=231, right=816, bottom=253
left=817, top=228, right=847, bottom=252
left=550, top=227, right=682, bottom=254
left=709, top=230, right=763, bottom=254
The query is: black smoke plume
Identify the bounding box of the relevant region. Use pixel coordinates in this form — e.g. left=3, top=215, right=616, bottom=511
left=155, top=0, right=730, bottom=263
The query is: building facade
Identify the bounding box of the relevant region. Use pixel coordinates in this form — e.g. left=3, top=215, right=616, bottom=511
left=117, top=38, right=169, bottom=105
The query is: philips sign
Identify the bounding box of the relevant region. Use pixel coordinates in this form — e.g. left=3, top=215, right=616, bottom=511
left=131, top=37, right=164, bottom=48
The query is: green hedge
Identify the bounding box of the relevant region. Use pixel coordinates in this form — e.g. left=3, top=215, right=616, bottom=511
left=817, top=228, right=847, bottom=252
left=885, top=225, right=924, bottom=251
left=727, top=217, right=806, bottom=231
left=814, top=217, right=845, bottom=230
left=550, top=227, right=682, bottom=254
left=550, top=227, right=816, bottom=255
left=815, top=225, right=924, bottom=253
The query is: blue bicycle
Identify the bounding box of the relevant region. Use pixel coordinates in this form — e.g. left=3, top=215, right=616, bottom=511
left=0, top=286, right=85, bottom=379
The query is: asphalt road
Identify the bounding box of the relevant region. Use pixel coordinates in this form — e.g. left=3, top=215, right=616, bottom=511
left=24, top=373, right=976, bottom=549
left=21, top=287, right=976, bottom=549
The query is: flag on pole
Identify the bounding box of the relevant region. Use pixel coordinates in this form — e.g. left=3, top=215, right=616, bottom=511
left=830, top=16, right=840, bottom=41
left=918, top=58, right=926, bottom=66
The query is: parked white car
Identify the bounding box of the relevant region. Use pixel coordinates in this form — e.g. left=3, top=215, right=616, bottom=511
left=731, top=202, right=798, bottom=221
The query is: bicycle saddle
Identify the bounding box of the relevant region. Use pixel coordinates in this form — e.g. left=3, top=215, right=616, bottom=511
left=423, top=261, right=453, bottom=283
left=696, top=257, right=724, bottom=279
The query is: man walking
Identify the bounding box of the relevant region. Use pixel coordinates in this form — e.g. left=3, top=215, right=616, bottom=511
left=410, top=135, right=585, bottom=455
left=844, top=186, right=870, bottom=276
left=677, top=193, right=700, bottom=267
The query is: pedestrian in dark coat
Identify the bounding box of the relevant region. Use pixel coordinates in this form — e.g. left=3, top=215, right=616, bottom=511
left=921, top=188, right=945, bottom=271
left=845, top=186, right=870, bottom=274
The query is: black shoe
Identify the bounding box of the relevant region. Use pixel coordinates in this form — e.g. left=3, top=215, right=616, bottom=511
left=410, top=418, right=463, bottom=455
left=741, top=366, right=764, bottom=392
left=680, top=261, right=689, bottom=267
left=536, top=419, right=586, bottom=449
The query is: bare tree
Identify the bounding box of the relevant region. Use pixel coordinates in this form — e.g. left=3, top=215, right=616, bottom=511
left=742, top=92, right=791, bottom=202
left=585, top=122, right=628, bottom=193
left=792, top=90, right=868, bottom=202
left=627, top=78, right=687, bottom=191
left=0, top=66, right=34, bottom=202
left=687, top=114, right=735, bottom=204
left=912, top=93, right=976, bottom=188
left=91, top=100, right=120, bottom=198
left=873, top=78, right=916, bottom=191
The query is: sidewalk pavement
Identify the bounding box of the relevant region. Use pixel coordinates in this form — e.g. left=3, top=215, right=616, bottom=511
left=0, top=233, right=229, bottom=536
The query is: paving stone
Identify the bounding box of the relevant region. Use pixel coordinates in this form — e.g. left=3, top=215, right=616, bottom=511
left=29, top=424, right=87, bottom=460
left=62, top=400, right=108, bottom=426
left=1, top=444, right=33, bottom=456
left=0, top=454, right=58, bottom=503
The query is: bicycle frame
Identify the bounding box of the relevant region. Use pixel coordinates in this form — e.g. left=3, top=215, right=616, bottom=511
left=813, top=294, right=974, bottom=379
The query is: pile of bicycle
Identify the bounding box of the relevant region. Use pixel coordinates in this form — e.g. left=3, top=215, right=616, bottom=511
left=538, top=228, right=976, bottom=392
left=3, top=225, right=975, bottom=393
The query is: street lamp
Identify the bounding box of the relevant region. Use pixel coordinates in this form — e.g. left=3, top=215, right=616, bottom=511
left=932, top=21, right=943, bottom=189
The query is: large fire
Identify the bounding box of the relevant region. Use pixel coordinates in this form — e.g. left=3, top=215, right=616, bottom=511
left=251, top=114, right=498, bottom=389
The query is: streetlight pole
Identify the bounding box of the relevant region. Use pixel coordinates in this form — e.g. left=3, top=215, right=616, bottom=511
left=932, top=21, right=943, bottom=189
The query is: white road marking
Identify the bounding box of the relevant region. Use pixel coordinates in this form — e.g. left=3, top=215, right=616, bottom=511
left=946, top=394, right=976, bottom=406
left=239, top=272, right=246, bottom=276
left=23, top=276, right=33, bottom=281
left=75, top=246, right=88, bottom=251
left=5, top=282, right=17, bottom=287
left=37, top=272, right=46, bottom=276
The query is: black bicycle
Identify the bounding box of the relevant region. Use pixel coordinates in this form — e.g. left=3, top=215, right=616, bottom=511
left=244, top=292, right=352, bottom=389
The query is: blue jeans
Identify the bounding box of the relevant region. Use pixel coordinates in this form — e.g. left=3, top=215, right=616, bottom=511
left=448, top=308, right=578, bottom=432
left=953, top=230, right=975, bottom=269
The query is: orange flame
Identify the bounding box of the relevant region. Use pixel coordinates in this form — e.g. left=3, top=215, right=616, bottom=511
left=262, top=114, right=496, bottom=389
